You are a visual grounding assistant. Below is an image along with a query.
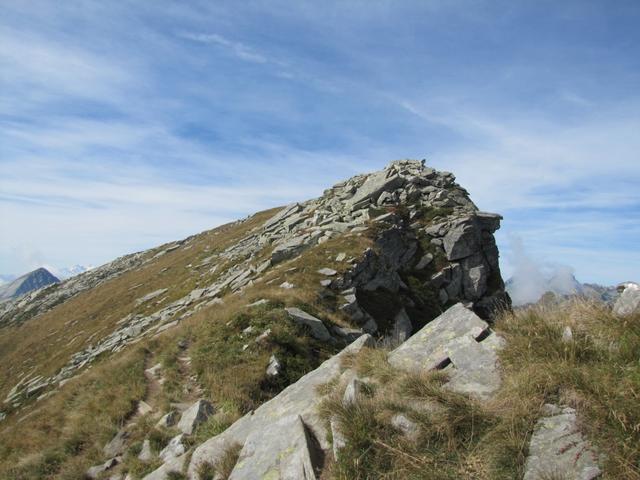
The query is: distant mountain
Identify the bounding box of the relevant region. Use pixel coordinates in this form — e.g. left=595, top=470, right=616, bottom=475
left=506, top=273, right=616, bottom=306
left=56, top=264, right=95, bottom=279
left=0, top=274, right=16, bottom=286
left=0, top=268, right=60, bottom=301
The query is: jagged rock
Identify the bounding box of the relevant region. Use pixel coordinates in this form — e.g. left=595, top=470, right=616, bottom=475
left=104, top=429, right=129, bottom=457
left=285, top=307, right=332, bottom=341
left=138, top=439, right=154, bottom=462
left=524, top=404, right=601, bottom=480
left=156, top=411, right=178, bottom=428
left=86, top=457, right=120, bottom=479
left=187, top=334, right=374, bottom=478
left=346, top=169, right=405, bottom=211
left=159, top=434, right=186, bottom=462
left=272, top=236, right=310, bottom=264
left=391, top=413, right=419, bottom=440
left=391, top=308, right=413, bottom=343
left=228, top=414, right=321, bottom=480
left=388, top=303, right=504, bottom=400
left=266, top=355, right=282, bottom=377
left=177, top=399, right=214, bottom=435
left=613, top=282, right=640, bottom=316
left=143, top=454, right=185, bottom=480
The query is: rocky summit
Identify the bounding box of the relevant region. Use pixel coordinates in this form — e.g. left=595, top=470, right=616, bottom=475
left=0, top=267, right=59, bottom=302
left=0, top=159, right=635, bottom=480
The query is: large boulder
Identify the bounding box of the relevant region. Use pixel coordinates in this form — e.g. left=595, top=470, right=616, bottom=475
left=388, top=303, right=504, bottom=400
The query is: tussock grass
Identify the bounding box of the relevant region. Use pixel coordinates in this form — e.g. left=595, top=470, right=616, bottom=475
left=324, top=299, right=640, bottom=479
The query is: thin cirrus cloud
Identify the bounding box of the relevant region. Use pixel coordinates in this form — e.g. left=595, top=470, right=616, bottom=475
left=0, top=0, right=639, bottom=286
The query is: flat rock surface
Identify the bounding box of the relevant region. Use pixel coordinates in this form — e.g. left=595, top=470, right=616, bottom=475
left=388, top=303, right=504, bottom=400
left=524, top=404, right=601, bottom=480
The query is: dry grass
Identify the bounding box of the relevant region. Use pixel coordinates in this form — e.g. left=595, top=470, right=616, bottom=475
left=322, top=299, right=640, bottom=479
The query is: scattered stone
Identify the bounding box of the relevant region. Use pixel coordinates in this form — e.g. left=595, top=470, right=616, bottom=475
left=255, top=328, right=271, bottom=343
left=177, top=399, right=215, bottom=435
left=86, top=457, right=120, bottom=479
left=335, top=252, right=347, bottom=262
left=266, top=355, right=282, bottom=377
left=156, top=411, right=178, bottom=429
left=523, top=404, right=601, bottom=480
left=318, top=268, right=337, bottom=276
left=246, top=299, right=269, bottom=308
left=104, top=429, right=129, bottom=457
left=562, top=326, right=573, bottom=343
left=390, top=413, right=419, bottom=440
left=137, top=400, right=153, bottom=416
left=285, top=307, right=332, bottom=341
left=280, top=281, right=295, bottom=289
left=320, top=279, right=332, bottom=287
left=135, top=288, right=169, bottom=307
left=159, top=434, right=186, bottom=462
left=332, top=325, right=364, bottom=342
left=138, top=439, right=154, bottom=462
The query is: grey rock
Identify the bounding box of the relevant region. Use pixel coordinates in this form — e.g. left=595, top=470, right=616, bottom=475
left=335, top=253, right=347, bottom=262
left=143, top=454, right=186, bottom=480
left=613, top=282, right=640, bottom=316
left=332, top=325, right=364, bottom=342
left=342, top=378, right=364, bottom=406
left=104, top=429, right=129, bottom=457
left=317, top=268, right=337, bottom=276
left=177, top=399, right=214, bottom=435
left=187, top=334, right=374, bottom=478
left=388, top=303, right=504, bottom=400
left=347, top=170, right=405, bottom=211
left=135, top=288, right=168, bottom=307
left=271, top=236, right=309, bottom=264
left=443, top=218, right=480, bottom=261
left=266, top=355, right=282, bottom=377
left=390, top=413, right=419, bottom=440
left=524, top=405, right=601, bottom=480
left=319, top=279, right=332, bottom=287
left=138, top=439, right=154, bottom=462
left=159, top=434, right=186, bottom=462
left=415, top=253, right=434, bottom=270
left=280, top=281, right=295, bottom=289
left=285, top=307, right=332, bottom=341
left=86, top=457, right=120, bottom=479
left=156, top=411, right=178, bottom=429
left=562, top=326, right=573, bottom=343
left=228, top=414, right=321, bottom=480
left=391, top=308, right=413, bottom=343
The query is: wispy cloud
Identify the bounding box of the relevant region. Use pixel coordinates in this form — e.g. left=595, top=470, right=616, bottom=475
left=179, top=32, right=269, bottom=64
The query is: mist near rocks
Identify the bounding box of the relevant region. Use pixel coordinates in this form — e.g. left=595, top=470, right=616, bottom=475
left=507, top=236, right=581, bottom=306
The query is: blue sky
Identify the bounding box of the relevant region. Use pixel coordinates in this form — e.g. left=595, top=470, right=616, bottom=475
left=1, top=0, right=639, bottom=285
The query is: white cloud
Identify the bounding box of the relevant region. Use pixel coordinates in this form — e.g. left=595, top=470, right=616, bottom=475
left=179, top=32, right=269, bottom=64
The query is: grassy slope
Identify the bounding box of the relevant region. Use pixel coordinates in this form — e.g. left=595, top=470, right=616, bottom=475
left=0, top=207, right=375, bottom=479
left=322, top=300, right=640, bottom=480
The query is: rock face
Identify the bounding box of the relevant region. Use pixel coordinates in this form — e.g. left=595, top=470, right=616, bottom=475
left=613, top=281, right=640, bottom=316
left=524, top=404, right=601, bottom=480
left=388, top=303, right=504, bottom=400
left=177, top=399, right=214, bottom=435
left=0, top=267, right=59, bottom=302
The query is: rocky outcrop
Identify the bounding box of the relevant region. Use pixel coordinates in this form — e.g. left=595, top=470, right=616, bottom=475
left=613, top=281, right=640, bottom=316
left=524, top=404, right=602, bottom=480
